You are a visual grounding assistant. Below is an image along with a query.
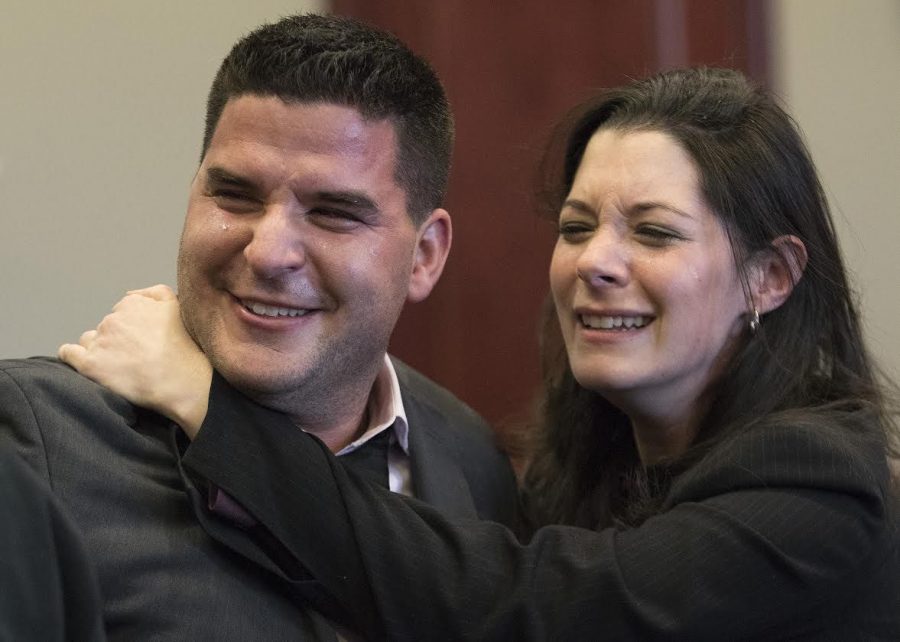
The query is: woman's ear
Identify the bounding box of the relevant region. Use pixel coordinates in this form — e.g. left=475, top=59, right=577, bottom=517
left=749, top=235, right=808, bottom=315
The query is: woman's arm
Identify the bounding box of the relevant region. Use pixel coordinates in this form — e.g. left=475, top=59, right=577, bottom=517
left=60, top=288, right=895, bottom=640
left=184, top=374, right=893, bottom=641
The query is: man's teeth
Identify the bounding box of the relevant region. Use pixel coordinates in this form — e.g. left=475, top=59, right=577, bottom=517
left=243, top=301, right=309, bottom=318
left=580, top=314, right=650, bottom=330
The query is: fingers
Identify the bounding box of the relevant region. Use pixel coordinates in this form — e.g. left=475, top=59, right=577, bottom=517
left=60, top=284, right=174, bottom=375
left=57, top=342, right=86, bottom=368
left=125, top=284, right=176, bottom=301
left=59, top=329, right=97, bottom=369
left=113, top=285, right=177, bottom=313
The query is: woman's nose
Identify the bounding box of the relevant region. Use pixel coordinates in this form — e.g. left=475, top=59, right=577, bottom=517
left=575, top=227, right=629, bottom=288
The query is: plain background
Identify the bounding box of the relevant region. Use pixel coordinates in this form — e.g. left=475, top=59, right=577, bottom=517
left=772, top=0, right=900, bottom=384
left=1, top=1, right=897, bottom=395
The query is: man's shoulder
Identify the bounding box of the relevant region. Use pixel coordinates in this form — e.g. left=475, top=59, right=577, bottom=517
left=389, top=355, right=511, bottom=470
left=390, top=356, right=490, bottom=434
left=0, top=356, right=141, bottom=467
left=2, top=356, right=90, bottom=386
left=1, top=356, right=68, bottom=374
left=390, top=356, right=519, bottom=525
left=0, top=356, right=126, bottom=407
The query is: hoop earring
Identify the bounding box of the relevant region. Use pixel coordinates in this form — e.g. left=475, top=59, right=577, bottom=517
left=749, top=308, right=760, bottom=334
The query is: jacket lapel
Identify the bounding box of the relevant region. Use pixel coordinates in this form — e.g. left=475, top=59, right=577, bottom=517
left=402, top=382, right=479, bottom=519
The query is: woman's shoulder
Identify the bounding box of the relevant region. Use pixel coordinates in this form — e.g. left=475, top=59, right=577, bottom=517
left=670, top=406, right=890, bottom=505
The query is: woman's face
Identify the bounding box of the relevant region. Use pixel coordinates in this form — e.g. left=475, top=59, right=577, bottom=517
left=549, top=128, right=748, bottom=426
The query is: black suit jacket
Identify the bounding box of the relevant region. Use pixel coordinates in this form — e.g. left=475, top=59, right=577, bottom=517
left=0, top=445, right=105, bottom=641
left=0, top=357, right=517, bottom=640
left=183, top=375, right=900, bottom=641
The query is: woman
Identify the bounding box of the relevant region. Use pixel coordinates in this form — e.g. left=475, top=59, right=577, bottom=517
left=61, top=68, right=899, bottom=640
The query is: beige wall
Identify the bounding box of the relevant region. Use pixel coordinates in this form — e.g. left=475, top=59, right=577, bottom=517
left=0, top=1, right=322, bottom=358
left=771, top=0, right=900, bottom=380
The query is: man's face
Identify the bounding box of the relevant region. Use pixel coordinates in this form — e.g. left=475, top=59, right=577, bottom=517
left=177, top=95, right=446, bottom=415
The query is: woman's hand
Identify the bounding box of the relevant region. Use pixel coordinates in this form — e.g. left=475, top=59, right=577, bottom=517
left=58, top=285, right=211, bottom=439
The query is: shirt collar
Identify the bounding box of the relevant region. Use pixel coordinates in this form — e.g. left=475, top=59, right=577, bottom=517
left=335, top=354, right=409, bottom=456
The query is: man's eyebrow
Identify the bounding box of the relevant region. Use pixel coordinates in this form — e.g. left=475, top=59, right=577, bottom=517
left=205, top=166, right=257, bottom=190
left=314, top=190, right=379, bottom=214
left=204, top=169, right=381, bottom=214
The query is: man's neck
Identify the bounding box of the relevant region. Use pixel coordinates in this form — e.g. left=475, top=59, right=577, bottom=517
left=260, top=360, right=385, bottom=454
left=307, top=404, right=371, bottom=453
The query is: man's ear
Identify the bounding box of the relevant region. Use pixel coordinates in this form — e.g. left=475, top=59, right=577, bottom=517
left=407, top=208, right=452, bottom=303
left=749, top=234, right=808, bottom=314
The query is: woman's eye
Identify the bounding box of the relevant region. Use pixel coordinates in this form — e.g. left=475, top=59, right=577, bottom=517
left=558, top=221, right=593, bottom=240
left=636, top=225, right=682, bottom=244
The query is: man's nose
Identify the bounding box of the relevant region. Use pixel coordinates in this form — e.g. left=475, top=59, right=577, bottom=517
left=243, top=206, right=306, bottom=277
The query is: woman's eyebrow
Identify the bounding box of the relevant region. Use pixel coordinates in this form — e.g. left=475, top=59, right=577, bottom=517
left=561, top=199, right=595, bottom=215
left=634, top=200, right=695, bottom=219
left=562, top=198, right=695, bottom=220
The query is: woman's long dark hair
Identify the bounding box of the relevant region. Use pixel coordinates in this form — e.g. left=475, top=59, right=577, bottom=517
left=522, top=68, right=896, bottom=530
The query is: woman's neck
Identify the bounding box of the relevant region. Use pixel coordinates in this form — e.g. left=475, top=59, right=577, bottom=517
left=612, top=393, right=711, bottom=466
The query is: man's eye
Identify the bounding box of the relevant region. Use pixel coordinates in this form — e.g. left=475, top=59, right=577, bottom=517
left=212, top=190, right=248, bottom=201
left=315, top=208, right=353, bottom=218
left=308, top=208, right=361, bottom=230
left=208, top=190, right=262, bottom=214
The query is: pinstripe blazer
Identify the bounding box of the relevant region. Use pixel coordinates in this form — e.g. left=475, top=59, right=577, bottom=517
left=183, top=373, right=900, bottom=641
left=0, top=357, right=517, bottom=641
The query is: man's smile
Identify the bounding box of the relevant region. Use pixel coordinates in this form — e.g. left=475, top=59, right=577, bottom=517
left=240, top=299, right=312, bottom=318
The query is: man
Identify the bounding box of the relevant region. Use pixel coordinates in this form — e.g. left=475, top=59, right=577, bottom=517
left=0, top=446, right=104, bottom=641
left=1, top=14, right=517, bottom=640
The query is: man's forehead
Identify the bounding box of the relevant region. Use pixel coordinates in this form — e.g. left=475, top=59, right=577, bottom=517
left=202, top=95, right=411, bottom=209
left=205, top=97, right=398, bottom=166
left=215, top=94, right=398, bottom=139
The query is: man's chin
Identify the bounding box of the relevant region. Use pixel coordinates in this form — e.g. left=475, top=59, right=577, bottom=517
left=214, top=363, right=306, bottom=400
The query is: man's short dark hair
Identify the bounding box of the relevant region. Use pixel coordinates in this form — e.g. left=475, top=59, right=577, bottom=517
left=202, top=13, right=454, bottom=223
